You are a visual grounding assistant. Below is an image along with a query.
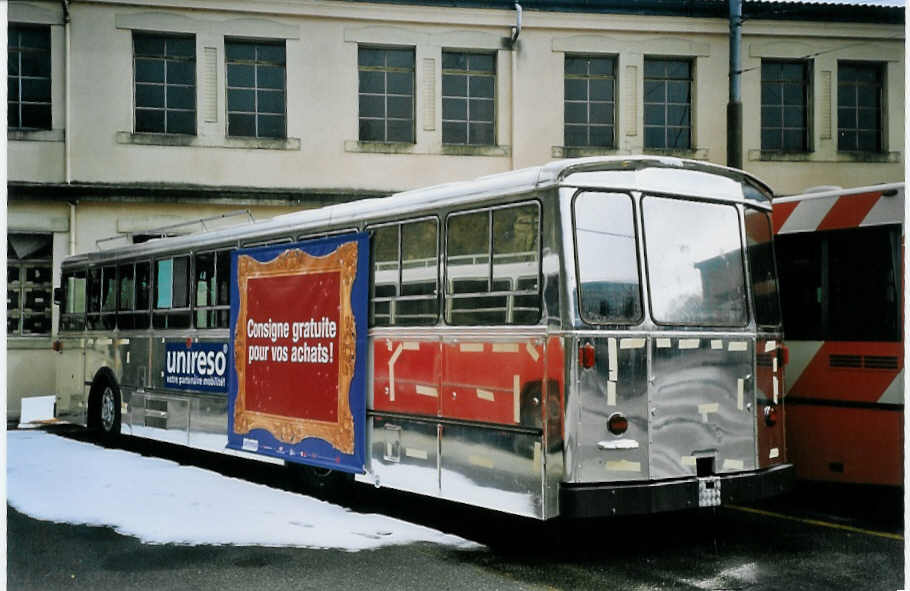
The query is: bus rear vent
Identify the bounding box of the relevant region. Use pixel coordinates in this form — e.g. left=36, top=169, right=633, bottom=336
left=829, top=354, right=899, bottom=370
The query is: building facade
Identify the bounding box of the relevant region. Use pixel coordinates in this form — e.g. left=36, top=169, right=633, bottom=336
left=6, top=0, right=905, bottom=418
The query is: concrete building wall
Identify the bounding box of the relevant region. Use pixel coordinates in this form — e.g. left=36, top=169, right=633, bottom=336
left=6, top=0, right=905, bottom=418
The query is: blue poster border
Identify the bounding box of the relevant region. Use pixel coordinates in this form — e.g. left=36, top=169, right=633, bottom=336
left=226, top=232, right=369, bottom=474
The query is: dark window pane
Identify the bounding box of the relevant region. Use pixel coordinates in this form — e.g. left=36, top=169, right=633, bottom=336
left=387, top=72, right=413, bottom=94
left=442, top=97, right=466, bottom=121
left=668, top=81, right=690, bottom=103
left=257, top=44, right=285, bottom=65
left=8, top=102, right=20, bottom=128
left=590, top=125, right=613, bottom=147
left=564, top=125, right=587, bottom=147
left=644, top=60, right=665, bottom=78
left=590, top=57, right=614, bottom=76
left=359, top=70, right=385, bottom=93
left=167, top=85, right=194, bottom=109
left=469, top=98, right=494, bottom=122
left=667, top=61, right=690, bottom=79
left=667, top=105, right=690, bottom=126
left=360, top=94, right=385, bottom=118
left=257, top=90, right=284, bottom=114
left=470, top=54, right=495, bottom=72
left=226, top=43, right=255, bottom=62
left=359, top=118, right=385, bottom=141
left=783, top=106, right=804, bottom=127
left=386, top=48, right=413, bottom=68
left=589, top=78, right=613, bottom=100
left=762, top=106, right=782, bottom=128
left=564, top=102, right=587, bottom=124
left=668, top=127, right=689, bottom=149
left=643, top=80, right=665, bottom=103
left=166, top=110, right=194, bottom=134
left=257, top=114, right=284, bottom=138
left=783, top=129, right=804, bottom=150
left=20, top=53, right=49, bottom=77
left=470, top=76, right=494, bottom=98
left=443, top=121, right=467, bottom=144
left=20, top=29, right=50, bottom=50
left=20, top=78, right=49, bottom=102
left=858, top=130, right=878, bottom=151
left=358, top=47, right=384, bottom=67
left=387, top=96, right=412, bottom=119
left=135, top=58, right=164, bottom=83
left=227, top=88, right=255, bottom=112
left=258, top=66, right=284, bottom=90
left=644, top=126, right=665, bottom=148
left=644, top=104, right=665, bottom=126
left=135, top=35, right=165, bottom=57
left=565, top=56, right=587, bottom=76
left=783, top=83, right=803, bottom=105
left=20, top=103, right=51, bottom=129
left=443, top=52, right=467, bottom=70
left=8, top=53, right=18, bottom=76
left=444, top=74, right=468, bottom=97
left=167, top=60, right=194, bottom=85
left=838, top=87, right=856, bottom=107
left=761, top=83, right=781, bottom=105
left=564, top=78, right=587, bottom=101
left=468, top=122, right=493, bottom=145
left=857, top=89, right=878, bottom=108
left=227, top=64, right=254, bottom=88
left=167, top=37, right=194, bottom=58
left=228, top=113, right=255, bottom=137
left=136, top=84, right=165, bottom=108
left=386, top=119, right=413, bottom=142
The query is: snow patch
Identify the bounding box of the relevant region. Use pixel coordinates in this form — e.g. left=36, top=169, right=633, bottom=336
left=7, top=430, right=482, bottom=551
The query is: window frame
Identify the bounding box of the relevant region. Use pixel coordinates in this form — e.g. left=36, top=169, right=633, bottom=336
left=153, top=254, right=192, bottom=329
left=643, top=57, right=693, bottom=151
left=8, top=24, right=52, bottom=131
left=7, top=232, right=54, bottom=336
left=760, top=59, right=811, bottom=153
left=225, top=38, right=287, bottom=139
left=194, top=248, right=232, bottom=330
left=367, top=216, right=440, bottom=327
left=133, top=32, right=197, bottom=136
left=441, top=49, right=497, bottom=146
left=59, top=268, right=87, bottom=333
left=571, top=190, right=643, bottom=327
left=837, top=60, right=885, bottom=154
left=563, top=54, right=617, bottom=149
left=444, top=200, right=543, bottom=326
left=357, top=45, right=416, bottom=144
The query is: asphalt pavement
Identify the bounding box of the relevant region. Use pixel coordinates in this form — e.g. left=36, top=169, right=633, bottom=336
left=7, top=426, right=905, bottom=590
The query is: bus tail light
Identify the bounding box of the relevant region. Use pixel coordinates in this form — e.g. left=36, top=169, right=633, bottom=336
left=764, top=404, right=778, bottom=427
left=607, top=413, right=628, bottom=435
left=579, top=343, right=595, bottom=369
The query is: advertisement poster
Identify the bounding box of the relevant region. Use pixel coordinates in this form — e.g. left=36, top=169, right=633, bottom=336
left=164, top=341, right=229, bottom=393
left=227, top=234, right=368, bottom=473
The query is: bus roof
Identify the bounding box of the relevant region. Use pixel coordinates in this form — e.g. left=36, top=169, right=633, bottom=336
left=63, top=156, right=772, bottom=267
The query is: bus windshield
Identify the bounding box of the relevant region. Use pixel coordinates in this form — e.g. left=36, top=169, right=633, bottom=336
left=643, top=196, right=747, bottom=326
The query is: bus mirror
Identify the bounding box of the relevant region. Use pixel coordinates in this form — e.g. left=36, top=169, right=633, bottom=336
left=53, top=287, right=64, bottom=306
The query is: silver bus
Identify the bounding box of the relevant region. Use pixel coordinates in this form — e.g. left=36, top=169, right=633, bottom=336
left=54, top=156, right=793, bottom=519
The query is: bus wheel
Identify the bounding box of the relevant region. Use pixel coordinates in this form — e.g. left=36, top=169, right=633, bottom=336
left=288, top=463, right=352, bottom=501
left=93, top=379, right=122, bottom=444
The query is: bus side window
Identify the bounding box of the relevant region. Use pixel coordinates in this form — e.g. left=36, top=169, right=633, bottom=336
left=195, top=250, right=230, bottom=329
left=117, top=263, right=135, bottom=330
left=60, top=270, right=86, bottom=332
left=86, top=267, right=101, bottom=330
left=154, top=255, right=191, bottom=329
left=100, top=265, right=117, bottom=330
left=135, top=262, right=151, bottom=329
left=369, top=220, right=439, bottom=327
left=446, top=203, right=541, bottom=325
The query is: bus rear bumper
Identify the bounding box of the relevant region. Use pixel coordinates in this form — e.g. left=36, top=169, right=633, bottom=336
left=559, top=463, right=794, bottom=518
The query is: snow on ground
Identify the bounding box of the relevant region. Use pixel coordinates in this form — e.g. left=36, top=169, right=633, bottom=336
left=7, top=430, right=482, bottom=551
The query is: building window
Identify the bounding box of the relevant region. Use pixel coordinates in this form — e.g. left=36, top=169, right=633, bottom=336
left=564, top=55, right=615, bottom=148
left=134, top=33, right=196, bottom=135
left=442, top=51, right=495, bottom=145
left=358, top=46, right=415, bottom=143
left=226, top=40, right=286, bottom=139
left=643, top=58, right=691, bottom=150
left=838, top=62, right=884, bottom=153
left=8, top=233, right=53, bottom=336
left=761, top=60, right=809, bottom=152
left=8, top=25, right=51, bottom=130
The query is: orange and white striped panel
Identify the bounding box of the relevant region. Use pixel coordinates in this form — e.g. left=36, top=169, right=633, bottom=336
left=773, top=184, right=904, bottom=235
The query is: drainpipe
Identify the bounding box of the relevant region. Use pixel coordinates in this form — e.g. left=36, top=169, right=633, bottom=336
left=510, top=3, right=521, bottom=170
left=727, top=0, right=743, bottom=169
left=62, top=0, right=72, bottom=184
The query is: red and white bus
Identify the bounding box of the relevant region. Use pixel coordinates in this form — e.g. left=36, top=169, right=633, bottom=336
left=773, top=182, right=904, bottom=486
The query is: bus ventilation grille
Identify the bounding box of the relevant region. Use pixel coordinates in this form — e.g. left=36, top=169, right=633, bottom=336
left=829, top=354, right=899, bottom=370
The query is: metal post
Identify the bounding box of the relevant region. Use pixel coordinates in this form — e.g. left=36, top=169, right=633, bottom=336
left=727, top=0, right=743, bottom=170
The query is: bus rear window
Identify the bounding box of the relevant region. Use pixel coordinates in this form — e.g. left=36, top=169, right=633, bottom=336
left=574, top=192, right=642, bottom=324
left=745, top=208, right=781, bottom=327
left=643, top=196, right=747, bottom=326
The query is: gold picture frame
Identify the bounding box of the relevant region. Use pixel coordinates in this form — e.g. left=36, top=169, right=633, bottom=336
left=232, top=242, right=359, bottom=454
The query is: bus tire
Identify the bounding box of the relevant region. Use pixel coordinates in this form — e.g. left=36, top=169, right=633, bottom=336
left=288, top=462, right=352, bottom=500
left=89, top=374, right=121, bottom=444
